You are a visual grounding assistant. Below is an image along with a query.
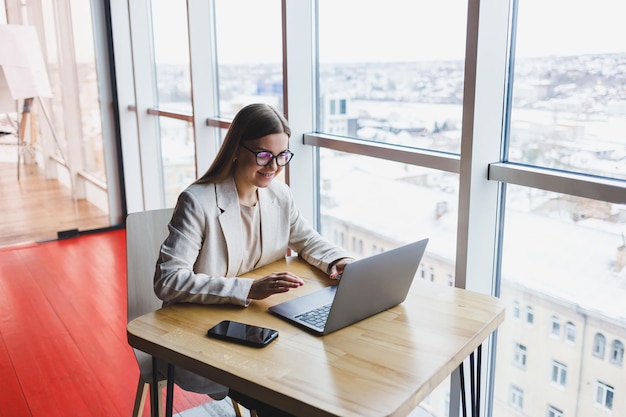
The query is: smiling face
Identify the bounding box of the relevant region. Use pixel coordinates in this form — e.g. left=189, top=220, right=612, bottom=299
left=233, top=132, right=290, bottom=195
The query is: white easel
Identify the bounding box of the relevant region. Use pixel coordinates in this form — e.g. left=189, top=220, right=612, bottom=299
left=0, top=24, right=71, bottom=190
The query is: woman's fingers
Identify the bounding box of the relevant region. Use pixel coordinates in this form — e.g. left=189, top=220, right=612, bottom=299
left=248, top=272, right=304, bottom=300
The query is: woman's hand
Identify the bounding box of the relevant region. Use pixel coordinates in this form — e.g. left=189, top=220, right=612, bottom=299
left=329, top=258, right=355, bottom=280
left=248, top=271, right=304, bottom=300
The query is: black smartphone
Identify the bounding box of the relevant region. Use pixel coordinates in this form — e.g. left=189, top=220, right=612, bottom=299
left=207, top=320, right=279, bottom=348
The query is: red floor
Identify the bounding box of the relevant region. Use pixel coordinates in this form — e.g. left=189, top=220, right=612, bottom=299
left=0, top=230, right=209, bottom=417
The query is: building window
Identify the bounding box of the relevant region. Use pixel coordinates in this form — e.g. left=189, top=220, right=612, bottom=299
left=595, top=381, right=614, bottom=411
left=447, top=273, right=454, bottom=287
left=564, top=322, right=576, bottom=343
left=510, top=385, right=524, bottom=409
left=526, top=306, right=534, bottom=325
left=550, top=316, right=561, bottom=337
left=513, top=301, right=520, bottom=319
left=593, top=333, right=606, bottom=359
left=429, top=267, right=435, bottom=282
left=419, top=265, right=425, bottom=279
left=514, top=343, right=527, bottom=369
left=547, top=405, right=563, bottom=417
left=610, top=340, right=624, bottom=366
left=550, top=360, right=567, bottom=387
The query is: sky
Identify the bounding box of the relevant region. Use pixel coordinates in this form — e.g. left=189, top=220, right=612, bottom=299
left=61, top=0, right=626, bottom=65
left=150, top=0, right=626, bottom=66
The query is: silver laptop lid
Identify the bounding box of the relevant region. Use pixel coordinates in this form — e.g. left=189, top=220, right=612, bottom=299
left=323, top=238, right=429, bottom=334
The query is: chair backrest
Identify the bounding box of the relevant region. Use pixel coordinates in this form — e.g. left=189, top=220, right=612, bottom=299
left=127, top=208, right=174, bottom=323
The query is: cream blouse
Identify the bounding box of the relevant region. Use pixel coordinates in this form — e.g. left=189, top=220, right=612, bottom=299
left=238, top=203, right=262, bottom=274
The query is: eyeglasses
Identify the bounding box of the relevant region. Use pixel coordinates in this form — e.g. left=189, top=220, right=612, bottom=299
left=240, top=144, right=294, bottom=167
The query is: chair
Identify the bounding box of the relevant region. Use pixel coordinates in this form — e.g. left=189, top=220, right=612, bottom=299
left=126, top=208, right=252, bottom=417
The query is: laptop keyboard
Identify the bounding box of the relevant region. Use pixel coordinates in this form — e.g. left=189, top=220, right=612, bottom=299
left=295, top=304, right=332, bottom=328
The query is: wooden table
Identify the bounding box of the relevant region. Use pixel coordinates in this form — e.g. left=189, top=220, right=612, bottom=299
left=127, top=256, right=505, bottom=417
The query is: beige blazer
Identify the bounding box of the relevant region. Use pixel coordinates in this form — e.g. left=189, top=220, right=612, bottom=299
left=154, top=177, right=351, bottom=307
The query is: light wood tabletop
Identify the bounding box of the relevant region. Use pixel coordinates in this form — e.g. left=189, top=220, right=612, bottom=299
left=127, top=256, right=505, bottom=417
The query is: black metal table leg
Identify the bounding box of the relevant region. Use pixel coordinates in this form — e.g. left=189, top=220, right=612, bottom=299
left=166, top=363, right=175, bottom=417
left=151, top=356, right=160, bottom=417
left=475, top=345, right=482, bottom=417
left=459, top=344, right=483, bottom=417
left=459, top=362, right=467, bottom=417
left=470, top=352, right=476, bottom=417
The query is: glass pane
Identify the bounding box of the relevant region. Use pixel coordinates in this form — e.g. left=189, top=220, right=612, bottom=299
left=319, top=148, right=458, bottom=416
left=70, top=0, right=106, bottom=180
left=215, top=0, right=283, bottom=118
left=318, top=0, right=467, bottom=154
left=159, top=118, right=196, bottom=206
left=151, top=0, right=192, bottom=112
left=41, top=2, right=68, bottom=156
left=494, top=185, right=626, bottom=416
left=509, top=0, right=626, bottom=179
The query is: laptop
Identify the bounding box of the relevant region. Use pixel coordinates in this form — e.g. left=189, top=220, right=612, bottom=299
left=268, top=238, right=429, bottom=335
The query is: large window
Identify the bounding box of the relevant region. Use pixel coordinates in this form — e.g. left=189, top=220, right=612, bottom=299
left=314, top=1, right=626, bottom=417
left=214, top=0, right=283, bottom=117
left=317, top=0, right=467, bottom=154
left=151, top=0, right=192, bottom=112
left=3, top=0, right=113, bottom=229
left=493, top=1, right=626, bottom=416
left=150, top=0, right=195, bottom=204
left=507, top=1, right=626, bottom=180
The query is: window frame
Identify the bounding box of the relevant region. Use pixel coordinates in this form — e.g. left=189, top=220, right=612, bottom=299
left=510, top=385, right=524, bottom=409
left=595, top=381, right=614, bottom=411
left=564, top=322, right=576, bottom=344
left=550, top=316, right=561, bottom=337
left=593, top=333, right=606, bottom=359
left=550, top=360, right=567, bottom=387
left=513, top=342, right=527, bottom=369
left=547, top=405, right=563, bottom=417
left=525, top=306, right=534, bottom=325
left=610, top=339, right=624, bottom=366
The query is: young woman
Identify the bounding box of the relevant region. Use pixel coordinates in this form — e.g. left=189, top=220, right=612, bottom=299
left=154, top=103, right=353, bottom=416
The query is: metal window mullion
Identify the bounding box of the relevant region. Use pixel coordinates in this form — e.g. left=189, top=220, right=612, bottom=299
left=108, top=0, right=144, bottom=213
left=187, top=0, right=219, bottom=178
left=451, top=1, right=513, bottom=417
left=489, top=162, right=626, bottom=204
left=304, top=133, right=460, bottom=173
left=127, top=0, right=164, bottom=209
left=284, top=0, right=317, bottom=226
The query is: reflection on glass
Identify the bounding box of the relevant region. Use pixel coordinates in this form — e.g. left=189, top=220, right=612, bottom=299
left=41, top=1, right=68, bottom=159
left=319, top=149, right=457, bottom=415
left=317, top=0, right=467, bottom=154
left=151, top=0, right=192, bottom=112
left=509, top=0, right=626, bottom=179
left=214, top=0, right=283, bottom=117
left=494, top=185, right=626, bottom=416
left=70, top=0, right=106, bottom=180
left=159, top=118, right=196, bottom=206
